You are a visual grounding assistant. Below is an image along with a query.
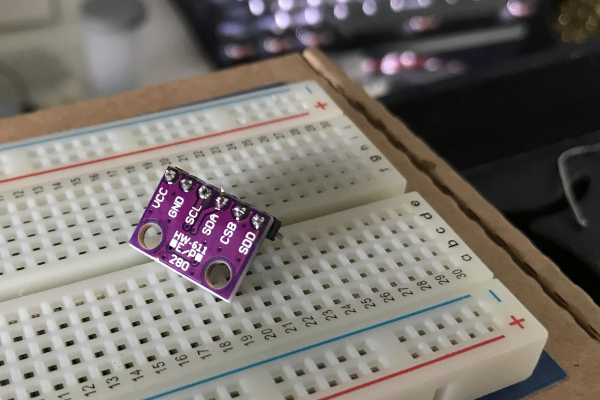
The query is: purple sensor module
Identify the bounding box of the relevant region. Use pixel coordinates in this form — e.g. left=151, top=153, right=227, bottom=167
left=129, top=166, right=281, bottom=301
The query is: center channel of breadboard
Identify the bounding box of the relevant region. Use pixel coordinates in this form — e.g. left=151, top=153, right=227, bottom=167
left=0, top=194, right=546, bottom=400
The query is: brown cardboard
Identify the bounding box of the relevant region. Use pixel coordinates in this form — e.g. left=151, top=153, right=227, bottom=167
left=1, top=50, right=599, bottom=398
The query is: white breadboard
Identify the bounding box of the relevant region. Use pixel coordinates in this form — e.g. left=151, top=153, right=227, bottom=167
left=0, top=114, right=404, bottom=301
left=0, top=194, right=546, bottom=400
left=0, top=81, right=547, bottom=400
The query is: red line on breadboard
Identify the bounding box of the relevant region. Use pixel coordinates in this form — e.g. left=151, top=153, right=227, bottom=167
left=318, top=335, right=506, bottom=400
left=0, top=112, right=309, bottom=185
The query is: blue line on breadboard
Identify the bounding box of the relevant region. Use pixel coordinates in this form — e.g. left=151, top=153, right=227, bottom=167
left=477, top=351, right=566, bottom=400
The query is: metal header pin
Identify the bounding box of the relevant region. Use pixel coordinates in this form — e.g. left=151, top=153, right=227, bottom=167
left=215, top=196, right=229, bottom=210
left=251, top=214, right=265, bottom=229
left=232, top=204, right=248, bottom=221
left=198, top=186, right=212, bottom=200
left=164, top=169, right=178, bottom=184
left=180, top=177, right=194, bottom=192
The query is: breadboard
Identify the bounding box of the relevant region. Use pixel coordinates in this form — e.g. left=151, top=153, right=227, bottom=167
left=0, top=193, right=546, bottom=400
left=0, top=80, right=547, bottom=400
left=0, top=114, right=404, bottom=301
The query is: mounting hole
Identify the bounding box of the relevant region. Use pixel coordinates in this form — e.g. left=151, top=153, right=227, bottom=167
left=205, top=262, right=232, bottom=289
left=137, top=223, right=162, bottom=250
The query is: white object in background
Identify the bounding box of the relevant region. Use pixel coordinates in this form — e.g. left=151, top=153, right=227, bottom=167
left=79, top=0, right=146, bottom=97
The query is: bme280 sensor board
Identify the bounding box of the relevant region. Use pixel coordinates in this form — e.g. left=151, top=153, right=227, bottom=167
left=130, top=166, right=281, bottom=301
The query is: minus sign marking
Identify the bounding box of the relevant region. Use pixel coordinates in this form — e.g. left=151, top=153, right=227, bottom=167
left=489, top=290, right=501, bottom=302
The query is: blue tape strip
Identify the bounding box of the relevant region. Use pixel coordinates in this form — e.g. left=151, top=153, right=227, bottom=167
left=477, top=351, right=566, bottom=400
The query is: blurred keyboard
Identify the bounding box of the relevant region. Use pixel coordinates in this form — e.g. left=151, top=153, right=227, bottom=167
left=173, top=0, right=540, bottom=67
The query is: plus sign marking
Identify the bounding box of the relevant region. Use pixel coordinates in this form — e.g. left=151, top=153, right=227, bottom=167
left=509, top=315, right=526, bottom=329
left=315, top=101, right=328, bottom=110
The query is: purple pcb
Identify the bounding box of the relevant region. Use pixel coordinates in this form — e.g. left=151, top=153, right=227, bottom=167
left=129, top=166, right=281, bottom=301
